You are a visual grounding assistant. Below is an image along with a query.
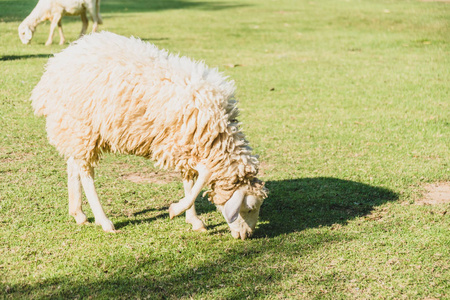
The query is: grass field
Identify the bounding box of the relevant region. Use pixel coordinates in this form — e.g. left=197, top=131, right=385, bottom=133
left=1, top=0, right=449, bottom=298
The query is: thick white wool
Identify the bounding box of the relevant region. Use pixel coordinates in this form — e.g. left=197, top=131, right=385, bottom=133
left=32, top=31, right=264, bottom=204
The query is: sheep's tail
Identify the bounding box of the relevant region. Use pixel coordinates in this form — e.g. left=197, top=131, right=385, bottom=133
left=30, top=69, right=52, bottom=117
left=96, top=0, right=103, bottom=25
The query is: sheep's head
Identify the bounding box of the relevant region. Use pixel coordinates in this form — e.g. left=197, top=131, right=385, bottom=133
left=215, top=179, right=268, bottom=240
left=18, top=23, right=33, bottom=44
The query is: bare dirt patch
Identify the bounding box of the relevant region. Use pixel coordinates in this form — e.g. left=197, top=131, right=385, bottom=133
left=416, top=182, right=450, bottom=205
left=122, top=171, right=180, bottom=184
left=0, top=148, right=34, bottom=164
left=258, top=161, right=275, bottom=177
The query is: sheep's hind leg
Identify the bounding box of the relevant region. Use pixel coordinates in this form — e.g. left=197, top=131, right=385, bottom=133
left=77, top=161, right=115, bottom=232
left=84, top=1, right=100, bottom=33
left=79, top=11, right=88, bottom=37
left=67, top=157, right=87, bottom=225
left=183, top=179, right=206, bottom=232
left=169, top=164, right=211, bottom=219
left=89, top=1, right=101, bottom=32
left=95, top=0, right=103, bottom=25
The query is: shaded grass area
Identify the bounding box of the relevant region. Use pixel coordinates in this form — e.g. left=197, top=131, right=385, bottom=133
left=1, top=0, right=449, bottom=298
left=0, top=230, right=339, bottom=299
left=101, top=0, right=250, bottom=13
left=0, top=0, right=249, bottom=22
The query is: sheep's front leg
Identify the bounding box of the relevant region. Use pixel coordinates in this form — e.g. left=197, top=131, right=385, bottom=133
left=77, top=162, right=115, bottom=232
left=45, top=14, right=61, bottom=46
left=57, top=20, right=65, bottom=45
left=183, top=179, right=206, bottom=232
left=67, top=157, right=87, bottom=224
left=169, top=164, right=211, bottom=219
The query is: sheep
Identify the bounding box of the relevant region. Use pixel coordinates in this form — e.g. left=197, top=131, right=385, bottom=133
left=31, top=31, right=268, bottom=240
left=18, top=0, right=102, bottom=46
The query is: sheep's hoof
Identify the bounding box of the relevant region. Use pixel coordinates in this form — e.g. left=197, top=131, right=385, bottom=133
left=193, top=226, right=207, bottom=232
left=168, top=204, right=176, bottom=219
left=188, top=219, right=207, bottom=232
left=96, top=219, right=116, bottom=232
left=71, top=212, right=88, bottom=225
left=45, top=41, right=52, bottom=46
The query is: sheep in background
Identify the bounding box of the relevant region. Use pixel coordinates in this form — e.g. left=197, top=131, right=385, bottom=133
left=18, top=0, right=102, bottom=46
left=31, top=32, right=268, bottom=240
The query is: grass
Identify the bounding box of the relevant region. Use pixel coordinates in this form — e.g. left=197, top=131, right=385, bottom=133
left=1, top=0, right=449, bottom=298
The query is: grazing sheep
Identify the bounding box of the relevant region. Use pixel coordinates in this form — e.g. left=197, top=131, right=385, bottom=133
left=18, top=0, right=102, bottom=46
left=31, top=32, right=267, bottom=240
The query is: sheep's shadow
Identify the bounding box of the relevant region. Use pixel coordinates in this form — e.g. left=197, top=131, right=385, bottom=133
left=113, top=207, right=170, bottom=230
left=112, top=197, right=216, bottom=231
left=113, top=177, right=397, bottom=236
left=255, top=177, right=398, bottom=238
left=0, top=54, right=52, bottom=61
left=140, top=38, right=170, bottom=42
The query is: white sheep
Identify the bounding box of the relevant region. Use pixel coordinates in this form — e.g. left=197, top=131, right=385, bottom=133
left=18, top=0, right=102, bottom=46
left=31, top=32, right=267, bottom=240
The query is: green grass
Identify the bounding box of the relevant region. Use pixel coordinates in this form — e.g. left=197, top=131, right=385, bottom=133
left=1, top=0, right=449, bottom=298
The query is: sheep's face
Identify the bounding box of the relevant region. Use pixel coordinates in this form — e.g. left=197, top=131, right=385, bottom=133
left=216, top=183, right=267, bottom=240
left=18, top=24, right=33, bottom=44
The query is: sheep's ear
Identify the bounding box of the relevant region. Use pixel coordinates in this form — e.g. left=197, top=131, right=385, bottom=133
left=223, top=189, right=245, bottom=224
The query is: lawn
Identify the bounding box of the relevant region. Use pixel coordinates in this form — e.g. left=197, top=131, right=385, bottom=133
left=0, top=0, right=449, bottom=299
